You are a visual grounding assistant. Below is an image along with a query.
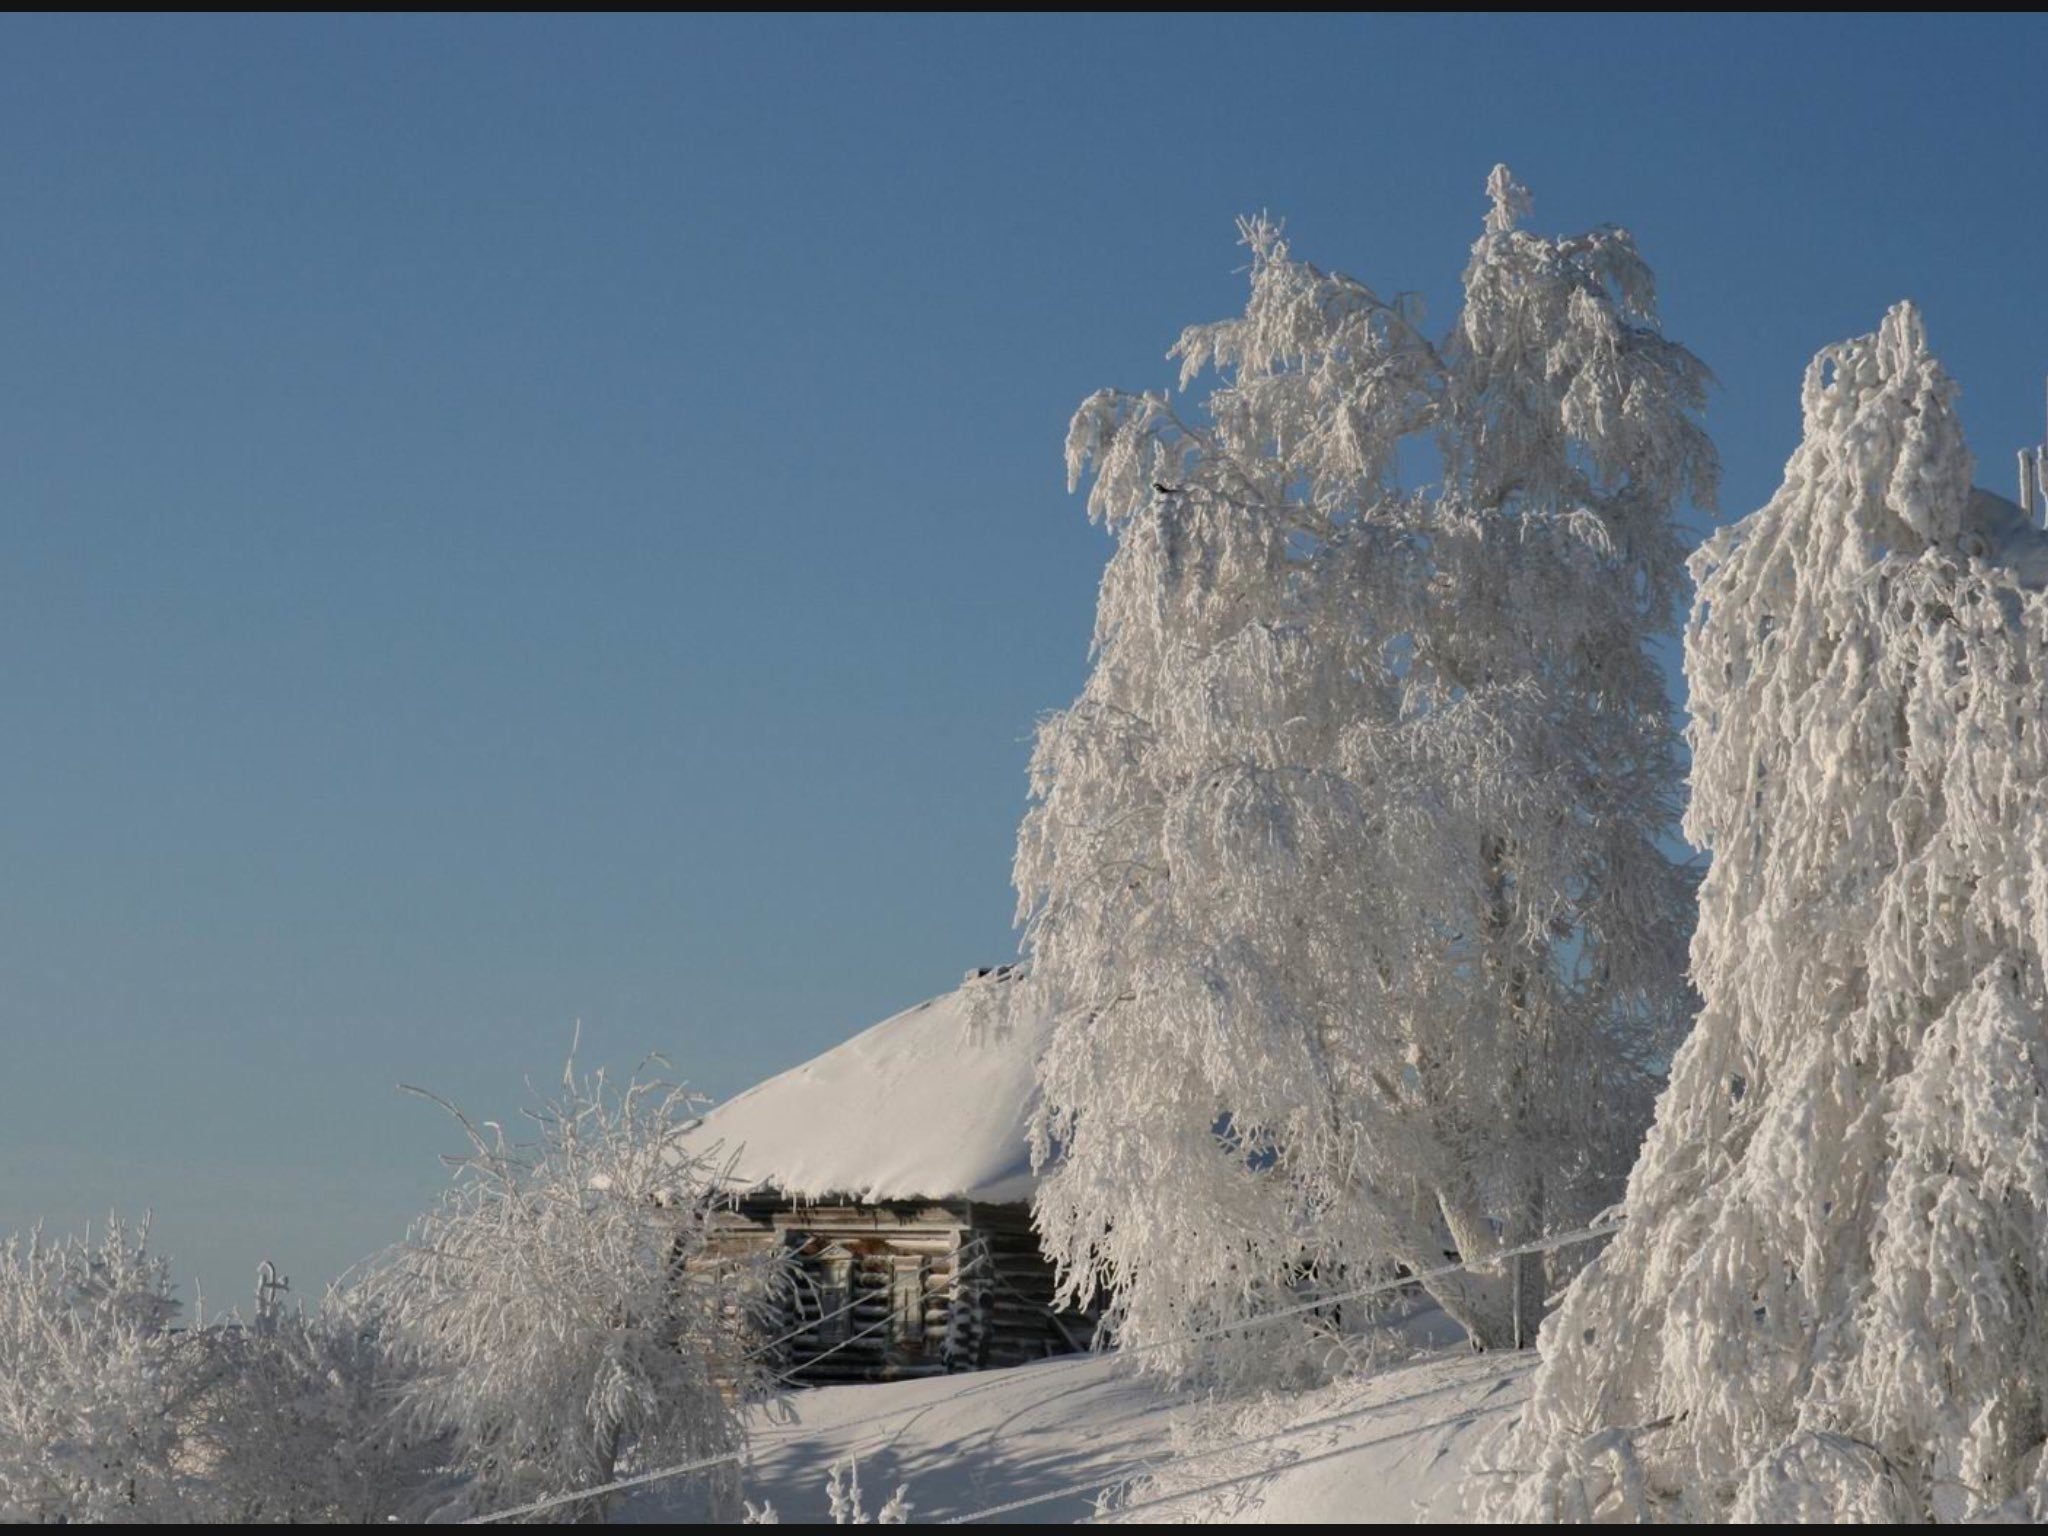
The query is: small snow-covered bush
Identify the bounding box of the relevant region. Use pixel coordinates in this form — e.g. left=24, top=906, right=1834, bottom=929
left=184, top=1291, right=448, bottom=1523
left=823, top=1459, right=911, bottom=1524
left=745, top=1459, right=912, bottom=1524
left=362, top=1056, right=773, bottom=1523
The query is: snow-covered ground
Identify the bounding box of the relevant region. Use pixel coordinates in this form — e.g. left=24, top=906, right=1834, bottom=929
left=1099, top=1352, right=1526, bottom=1523
left=621, top=1336, right=1525, bottom=1524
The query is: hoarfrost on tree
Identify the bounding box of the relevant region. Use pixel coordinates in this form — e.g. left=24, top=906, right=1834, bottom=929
left=0, top=1054, right=763, bottom=1524
left=1000, top=167, right=1710, bottom=1378
left=1482, top=302, right=2048, bottom=1521
left=360, top=1055, right=775, bottom=1523
left=0, top=1217, right=435, bottom=1523
left=0, top=1218, right=187, bottom=1523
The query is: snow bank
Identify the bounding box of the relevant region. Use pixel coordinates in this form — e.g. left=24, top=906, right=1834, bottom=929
left=677, top=976, right=1049, bottom=1206
left=1104, top=1353, right=1527, bottom=1523
left=723, top=1353, right=1185, bottom=1524
left=617, top=1341, right=1516, bottom=1524
left=623, top=1295, right=1498, bottom=1524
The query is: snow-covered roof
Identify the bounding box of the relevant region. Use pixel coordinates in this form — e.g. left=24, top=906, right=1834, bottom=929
left=679, top=972, right=1048, bottom=1206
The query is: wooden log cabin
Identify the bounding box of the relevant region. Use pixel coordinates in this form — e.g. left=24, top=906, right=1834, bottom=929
left=677, top=968, right=1093, bottom=1385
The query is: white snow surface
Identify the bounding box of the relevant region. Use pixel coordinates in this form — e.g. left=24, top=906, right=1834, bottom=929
left=678, top=980, right=1049, bottom=1206
left=618, top=1339, right=1517, bottom=1523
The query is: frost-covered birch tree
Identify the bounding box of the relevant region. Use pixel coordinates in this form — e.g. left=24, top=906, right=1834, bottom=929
left=1484, top=302, right=2048, bottom=1522
left=1008, top=168, right=1711, bottom=1375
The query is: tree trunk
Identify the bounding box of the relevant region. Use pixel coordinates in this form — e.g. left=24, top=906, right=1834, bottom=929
left=1431, top=1190, right=1521, bottom=1349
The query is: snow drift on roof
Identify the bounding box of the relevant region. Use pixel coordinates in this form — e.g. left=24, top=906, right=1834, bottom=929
left=679, top=974, right=1047, bottom=1206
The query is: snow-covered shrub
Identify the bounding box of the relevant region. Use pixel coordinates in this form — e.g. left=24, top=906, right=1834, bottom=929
left=1003, top=167, right=1710, bottom=1375
left=1483, top=303, right=2048, bottom=1520
left=361, top=1057, right=769, bottom=1523
left=743, top=1460, right=912, bottom=1524
left=0, top=1217, right=191, bottom=1522
left=182, top=1290, right=449, bottom=1523
left=823, top=1458, right=911, bottom=1524
left=0, top=1215, right=439, bottom=1524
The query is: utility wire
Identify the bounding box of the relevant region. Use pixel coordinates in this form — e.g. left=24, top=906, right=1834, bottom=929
left=462, top=1218, right=1621, bottom=1525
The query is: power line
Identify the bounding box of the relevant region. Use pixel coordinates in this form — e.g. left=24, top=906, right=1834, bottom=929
left=1101, top=1218, right=1622, bottom=1371
left=769, top=1310, right=896, bottom=1385
left=744, top=1285, right=873, bottom=1363
left=941, top=1354, right=1529, bottom=1525
left=1083, top=1384, right=1524, bottom=1524
left=461, top=1218, right=1621, bottom=1525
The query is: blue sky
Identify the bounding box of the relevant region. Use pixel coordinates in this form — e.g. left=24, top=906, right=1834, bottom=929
left=4, top=13, right=2045, bottom=1311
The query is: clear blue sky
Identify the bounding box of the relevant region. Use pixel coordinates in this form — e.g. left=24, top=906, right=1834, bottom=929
left=5, top=13, right=2045, bottom=1312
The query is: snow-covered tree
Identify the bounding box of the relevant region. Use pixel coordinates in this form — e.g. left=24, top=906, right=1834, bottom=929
left=0, top=1217, right=191, bottom=1522
left=1007, top=168, right=1711, bottom=1376
left=186, top=1289, right=449, bottom=1523
left=1484, top=302, right=2048, bottom=1521
left=2, top=1068, right=766, bottom=1523
left=362, top=1058, right=771, bottom=1523
left=0, top=1214, right=439, bottom=1524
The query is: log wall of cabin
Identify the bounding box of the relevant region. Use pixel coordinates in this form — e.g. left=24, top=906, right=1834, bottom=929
left=695, top=1196, right=1092, bottom=1386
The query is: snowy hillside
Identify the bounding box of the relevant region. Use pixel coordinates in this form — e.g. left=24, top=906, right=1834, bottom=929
left=676, top=976, right=1049, bottom=1204
left=620, top=1338, right=1519, bottom=1524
